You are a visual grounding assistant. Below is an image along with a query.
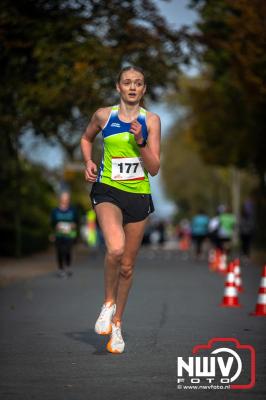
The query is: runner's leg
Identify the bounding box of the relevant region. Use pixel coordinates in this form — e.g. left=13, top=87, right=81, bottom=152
left=95, top=202, right=125, bottom=305
left=113, top=218, right=148, bottom=324
left=65, top=240, right=72, bottom=267
left=55, top=239, right=64, bottom=270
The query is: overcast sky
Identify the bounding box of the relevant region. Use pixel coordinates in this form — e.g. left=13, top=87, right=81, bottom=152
left=155, top=0, right=198, bottom=29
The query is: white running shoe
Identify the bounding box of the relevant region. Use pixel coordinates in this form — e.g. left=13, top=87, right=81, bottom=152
left=106, top=322, right=125, bottom=354
left=94, top=303, right=116, bottom=335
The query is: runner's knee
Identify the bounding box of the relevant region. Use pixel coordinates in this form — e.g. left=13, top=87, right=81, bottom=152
left=120, top=261, right=134, bottom=280
left=107, top=245, right=124, bottom=261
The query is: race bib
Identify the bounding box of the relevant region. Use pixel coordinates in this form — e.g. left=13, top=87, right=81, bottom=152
left=57, top=222, right=72, bottom=234
left=111, top=157, right=145, bottom=181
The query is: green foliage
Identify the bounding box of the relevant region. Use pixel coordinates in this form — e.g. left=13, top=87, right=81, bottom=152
left=0, top=157, right=55, bottom=256
left=63, top=168, right=91, bottom=212
left=187, top=0, right=266, bottom=181
left=181, top=0, right=266, bottom=246
left=179, top=76, right=248, bottom=167
left=0, top=0, right=181, bottom=158
left=161, top=115, right=258, bottom=217
left=0, top=0, right=182, bottom=255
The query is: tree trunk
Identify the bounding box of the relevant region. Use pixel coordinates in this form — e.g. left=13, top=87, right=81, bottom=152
left=14, top=134, right=22, bottom=258
left=231, top=167, right=241, bottom=245
left=254, top=169, right=266, bottom=249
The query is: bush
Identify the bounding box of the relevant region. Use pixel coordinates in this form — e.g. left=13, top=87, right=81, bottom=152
left=0, top=159, right=55, bottom=257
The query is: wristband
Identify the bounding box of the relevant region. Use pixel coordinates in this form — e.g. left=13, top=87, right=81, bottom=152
left=137, top=139, right=147, bottom=148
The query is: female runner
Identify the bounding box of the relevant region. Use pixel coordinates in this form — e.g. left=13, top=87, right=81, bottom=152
left=81, top=66, right=161, bottom=353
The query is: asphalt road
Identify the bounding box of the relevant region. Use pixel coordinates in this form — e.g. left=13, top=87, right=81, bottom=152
left=0, top=247, right=265, bottom=400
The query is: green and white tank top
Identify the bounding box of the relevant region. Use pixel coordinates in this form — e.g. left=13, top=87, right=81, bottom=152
left=96, top=105, right=151, bottom=194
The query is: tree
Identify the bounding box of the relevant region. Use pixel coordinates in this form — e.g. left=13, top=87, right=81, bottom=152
left=0, top=0, right=182, bottom=255
left=0, top=158, right=55, bottom=256
left=186, top=0, right=266, bottom=179
left=0, top=0, right=181, bottom=158
left=182, top=0, right=266, bottom=246
left=161, top=109, right=257, bottom=218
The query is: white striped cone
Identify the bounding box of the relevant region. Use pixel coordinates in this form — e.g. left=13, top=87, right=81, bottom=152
left=220, top=262, right=241, bottom=307
left=234, top=259, right=243, bottom=292
left=251, top=266, right=266, bottom=316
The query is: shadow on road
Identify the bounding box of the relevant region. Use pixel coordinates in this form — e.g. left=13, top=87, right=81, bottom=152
left=65, top=329, right=111, bottom=356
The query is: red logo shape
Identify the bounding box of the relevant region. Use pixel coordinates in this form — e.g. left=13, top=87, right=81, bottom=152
left=192, top=338, right=256, bottom=389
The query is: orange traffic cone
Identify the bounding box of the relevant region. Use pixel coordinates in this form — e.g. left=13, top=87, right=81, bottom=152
left=220, top=262, right=241, bottom=307
left=179, top=234, right=190, bottom=251
left=209, top=248, right=221, bottom=272
left=234, top=258, right=243, bottom=292
left=218, top=252, right=227, bottom=275
left=250, top=265, right=266, bottom=316
left=208, top=249, right=216, bottom=271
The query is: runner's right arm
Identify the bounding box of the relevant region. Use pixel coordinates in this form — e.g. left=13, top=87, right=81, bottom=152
left=80, top=108, right=110, bottom=182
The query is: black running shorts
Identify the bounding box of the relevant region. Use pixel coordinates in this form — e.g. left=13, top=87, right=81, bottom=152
left=90, top=182, right=154, bottom=224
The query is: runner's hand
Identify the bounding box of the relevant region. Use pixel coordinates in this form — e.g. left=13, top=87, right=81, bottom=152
left=85, top=160, right=97, bottom=182
left=130, top=120, right=143, bottom=144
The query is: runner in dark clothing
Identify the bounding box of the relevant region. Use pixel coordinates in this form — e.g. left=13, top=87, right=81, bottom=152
left=51, top=192, right=78, bottom=278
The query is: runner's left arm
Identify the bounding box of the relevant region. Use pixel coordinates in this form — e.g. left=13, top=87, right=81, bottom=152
left=129, top=113, right=161, bottom=176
